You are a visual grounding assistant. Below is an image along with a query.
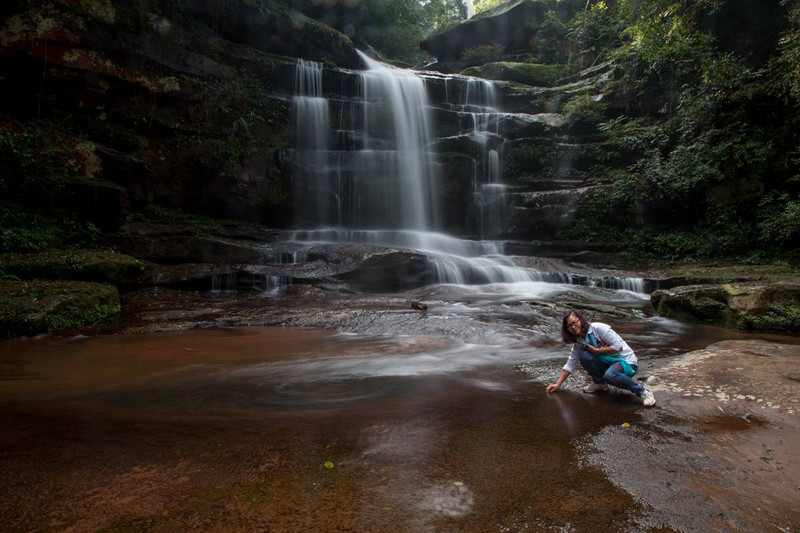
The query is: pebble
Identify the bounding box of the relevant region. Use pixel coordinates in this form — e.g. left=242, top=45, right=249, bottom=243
left=746, top=395, right=756, bottom=400
left=736, top=395, right=746, bottom=400
left=757, top=399, right=764, bottom=403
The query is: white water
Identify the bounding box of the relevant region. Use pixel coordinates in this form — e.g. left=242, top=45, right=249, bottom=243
left=293, top=60, right=332, bottom=224
left=281, top=57, right=649, bottom=294
left=358, top=51, right=438, bottom=230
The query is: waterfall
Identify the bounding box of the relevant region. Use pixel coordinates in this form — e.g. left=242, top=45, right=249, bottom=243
left=357, top=51, right=439, bottom=230
left=282, top=57, right=650, bottom=295
left=456, top=78, right=508, bottom=239
left=291, top=54, right=439, bottom=231
left=293, top=60, right=332, bottom=226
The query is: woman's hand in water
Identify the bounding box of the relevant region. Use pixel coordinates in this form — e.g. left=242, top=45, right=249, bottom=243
left=546, top=383, right=560, bottom=393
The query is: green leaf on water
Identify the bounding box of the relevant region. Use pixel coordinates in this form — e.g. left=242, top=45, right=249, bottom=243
left=324, top=461, right=335, bottom=469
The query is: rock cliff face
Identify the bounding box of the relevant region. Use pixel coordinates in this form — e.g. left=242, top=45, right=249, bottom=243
left=420, top=0, right=586, bottom=63
left=0, top=0, right=357, bottom=229
left=1, top=0, right=618, bottom=242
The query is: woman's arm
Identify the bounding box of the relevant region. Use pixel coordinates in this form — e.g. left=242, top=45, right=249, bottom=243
left=546, top=369, right=571, bottom=393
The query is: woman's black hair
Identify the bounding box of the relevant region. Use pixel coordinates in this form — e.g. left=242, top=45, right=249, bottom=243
left=561, top=310, right=590, bottom=343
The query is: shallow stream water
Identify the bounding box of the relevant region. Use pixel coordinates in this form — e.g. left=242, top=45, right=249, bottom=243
left=1, top=282, right=795, bottom=531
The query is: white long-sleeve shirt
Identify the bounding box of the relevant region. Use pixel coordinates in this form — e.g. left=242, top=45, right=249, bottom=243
left=563, top=322, right=637, bottom=374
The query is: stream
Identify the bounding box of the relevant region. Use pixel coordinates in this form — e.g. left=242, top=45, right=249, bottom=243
left=1, top=281, right=795, bottom=531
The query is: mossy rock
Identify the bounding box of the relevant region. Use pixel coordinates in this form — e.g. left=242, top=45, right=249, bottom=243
left=651, top=282, right=800, bottom=333
left=0, top=280, right=121, bottom=337
left=460, top=63, right=567, bottom=87
left=0, top=250, right=151, bottom=286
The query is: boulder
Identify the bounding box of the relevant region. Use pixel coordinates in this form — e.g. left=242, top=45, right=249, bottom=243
left=0, top=280, right=120, bottom=337
left=651, top=283, right=800, bottom=333
left=338, top=250, right=437, bottom=292
left=461, top=63, right=567, bottom=87
left=420, top=0, right=585, bottom=62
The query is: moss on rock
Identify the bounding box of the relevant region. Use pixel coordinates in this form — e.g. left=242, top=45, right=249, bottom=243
left=651, top=282, right=800, bottom=333
left=0, top=250, right=150, bottom=286
left=460, top=62, right=567, bottom=86
left=0, top=280, right=120, bottom=337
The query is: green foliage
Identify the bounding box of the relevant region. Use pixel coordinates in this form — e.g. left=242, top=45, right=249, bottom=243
left=421, top=0, right=468, bottom=34
left=562, top=96, right=609, bottom=128
left=769, top=0, right=800, bottom=101
left=528, top=11, right=570, bottom=64
left=0, top=204, right=100, bottom=253
left=307, top=0, right=467, bottom=64
left=0, top=270, right=21, bottom=282
left=0, top=128, right=69, bottom=206
left=757, top=193, right=800, bottom=244
left=133, top=205, right=222, bottom=236
left=554, top=0, right=800, bottom=260
left=461, top=42, right=505, bottom=63
left=473, top=0, right=507, bottom=16
left=565, top=1, right=622, bottom=70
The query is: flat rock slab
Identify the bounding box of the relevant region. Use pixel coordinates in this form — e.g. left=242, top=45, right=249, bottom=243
left=634, top=340, right=800, bottom=531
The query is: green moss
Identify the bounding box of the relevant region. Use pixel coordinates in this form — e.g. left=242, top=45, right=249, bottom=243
left=133, top=205, right=223, bottom=236
left=741, top=302, right=800, bottom=332
left=0, top=250, right=148, bottom=285
left=0, top=280, right=120, bottom=337
left=460, top=62, right=567, bottom=86
left=44, top=303, right=118, bottom=331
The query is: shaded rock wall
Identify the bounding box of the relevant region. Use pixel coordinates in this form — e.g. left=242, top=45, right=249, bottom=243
left=0, top=0, right=357, bottom=229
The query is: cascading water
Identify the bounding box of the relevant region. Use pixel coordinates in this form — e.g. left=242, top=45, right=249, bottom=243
left=454, top=78, right=508, bottom=240
left=356, top=51, right=439, bottom=230
left=293, top=60, right=332, bottom=226
left=282, top=56, right=648, bottom=294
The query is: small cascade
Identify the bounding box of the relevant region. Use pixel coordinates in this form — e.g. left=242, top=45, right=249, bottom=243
left=425, top=253, right=646, bottom=292
left=453, top=77, right=508, bottom=239
left=293, top=60, right=332, bottom=225
left=211, top=273, right=237, bottom=292
left=291, top=54, right=440, bottom=231
left=356, top=51, right=439, bottom=230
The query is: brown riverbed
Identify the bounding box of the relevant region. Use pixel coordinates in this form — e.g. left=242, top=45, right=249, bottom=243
left=1, top=287, right=798, bottom=532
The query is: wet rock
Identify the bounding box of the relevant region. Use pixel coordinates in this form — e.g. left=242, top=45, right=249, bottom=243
left=338, top=250, right=437, bottom=292
left=507, top=187, right=595, bottom=237
left=119, top=223, right=273, bottom=264
left=461, top=62, right=567, bottom=86
left=651, top=283, right=800, bottom=333
left=0, top=280, right=120, bottom=337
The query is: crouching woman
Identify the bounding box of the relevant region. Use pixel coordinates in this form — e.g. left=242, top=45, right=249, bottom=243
left=545, top=311, right=656, bottom=407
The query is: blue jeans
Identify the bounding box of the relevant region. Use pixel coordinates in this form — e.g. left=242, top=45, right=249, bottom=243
left=578, top=350, right=644, bottom=396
